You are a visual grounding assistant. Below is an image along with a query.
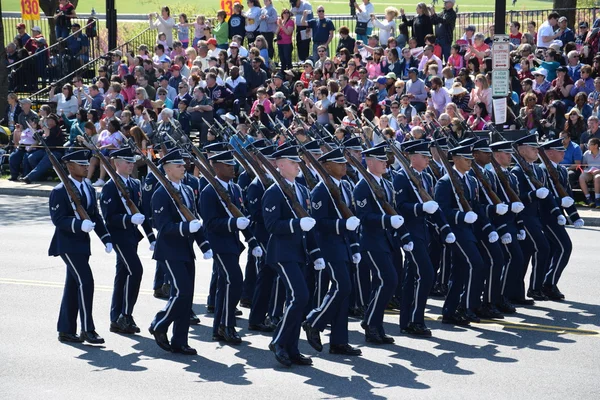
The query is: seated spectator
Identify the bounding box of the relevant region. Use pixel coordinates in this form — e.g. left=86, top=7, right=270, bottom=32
left=131, top=87, right=153, bottom=109
left=559, top=130, right=583, bottom=187
left=66, top=23, right=90, bottom=67
left=580, top=115, right=600, bottom=150
left=138, top=109, right=158, bottom=143
left=465, top=33, right=491, bottom=64
left=565, top=108, right=587, bottom=144
left=20, top=113, right=64, bottom=184
left=90, top=120, right=124, bottom=187
left=49, top=83, right=79, bottom=119
left=467, top=101, right=491, bottom=131
left=519, top=92, right=544, bottom=132
left=8, top=117, right=40, bottom=181
left=579, top=137, right=600, bottom=207
left=175, top=99, right=192, bottom=135
left=173, top=81, right=193, bottom=109
left=62, top=108, right=88, bottom=146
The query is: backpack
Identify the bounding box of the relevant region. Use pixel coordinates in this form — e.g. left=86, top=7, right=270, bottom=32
left=86, top=17, right=97, bottom=38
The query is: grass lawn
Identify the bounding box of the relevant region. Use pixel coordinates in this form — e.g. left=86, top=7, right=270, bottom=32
left=3, top=0, right=559, bottom=16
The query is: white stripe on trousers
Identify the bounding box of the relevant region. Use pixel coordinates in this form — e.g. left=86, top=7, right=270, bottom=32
left=64, top=254, right=89, bottom=332
left=523, top=225, right=539, bottom=289
left=454, top=243, right=474, bottom=310
left=310, top=262, right=339, bottom=328
left=479, top=241, right=494, bottom=303
left=115, top=244, right=133, bottom=315
left=355, top=261, right=365, bottom=306
left=271, top=277, right=280, bottom=317
left=155, top=260, right=179, bottom=330
left=366, top=251, right=383, bottom=326
left=408, top=251, right=422, bottom=323
left=317, top=270, right=323, bottom=308
left=216, top=254, right=232, bottom=326
left=272, top=263, right=295, bottom=344
left=500, top=243, right=512, bottom=296
left=440, top=245, right=447, bottom=284
left=545, top=225, right=565, bottom=285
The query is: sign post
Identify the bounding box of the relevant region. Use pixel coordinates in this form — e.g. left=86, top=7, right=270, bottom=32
left=491, top=34, right=511, bottom=126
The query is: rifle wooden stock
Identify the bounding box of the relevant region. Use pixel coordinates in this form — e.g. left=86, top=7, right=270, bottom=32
left=225, top=120, right=273, bottom=189
left=428, top=159, right=442, bottom=180
left=538, top=147, right=569, bottom=198
left=471, top=164, right=502, bottom=205
left=490, top=157, right=521, bottom=203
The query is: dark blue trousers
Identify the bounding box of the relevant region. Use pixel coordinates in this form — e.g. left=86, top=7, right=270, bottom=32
left=111, top=243, right=143, bottom=321
left=401, top=239, right=434, bottom=329
left=150, top=260, right=195, bottom=348
left=249, top=258, right=285, bottom=325
left=213, top=253, right=243, bottom=333
left=543, top=223, right=572, bottom=286
left=270, top=262, right=309, bottom=356
left=519, top=217, right=551, bottom=293
left=478, top=239, right=504, bottom=306
left=350, top=257, right=371, bottom=309
left=500, top=240, right=525, bottom=301
left=153, top=260, right=170, bottom=290
left=392, top=247, right=404, bottom=298
left=58, top=253, right=95, bottom=333
left=306, top=261, right=352, bottom=345
left=362, top=251, right=397, bottom=328
left=442, top=240, right=485, bottom=317
left=9, top=148, right=32, bottom=179
left=207, top=260, right=218, bottom=308
left=241, top=251, right=258, bottom=301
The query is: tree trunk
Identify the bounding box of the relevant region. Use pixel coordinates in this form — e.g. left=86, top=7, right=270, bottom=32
left=553, top=0, right=577, bottom=30
left=39, top=0, right=79, bottom=45
left=0, top=0, right=8, bottom=115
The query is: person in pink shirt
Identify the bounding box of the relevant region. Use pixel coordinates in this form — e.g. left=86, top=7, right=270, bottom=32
left=250, top=88, right=273, bottom=115
left=447, top=44, right=464, bottom=74
left=465, top=32, right=490, bottom=64
left=467, top=101, right=491, bottom=131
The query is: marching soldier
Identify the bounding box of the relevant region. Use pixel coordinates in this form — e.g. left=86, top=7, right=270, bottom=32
left=100, top=147, right=156, bottom=334
left=148, top=149, right=211, bottom=355
left=353, top=145, right=411, bottom=343
left=49, top=150, right=112, bottom=344
left=302, top=148, right=363, bottom=356
left=262, top=146, right=324, bottom=367
left=200, top=150, right=262, bottom=344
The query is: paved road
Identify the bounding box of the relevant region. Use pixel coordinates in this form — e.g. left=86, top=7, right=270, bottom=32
left=1, top=194, right=599, bottom=399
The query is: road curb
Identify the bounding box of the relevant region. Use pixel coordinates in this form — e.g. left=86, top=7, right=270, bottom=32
left=0, top=186, right=52, bottom=198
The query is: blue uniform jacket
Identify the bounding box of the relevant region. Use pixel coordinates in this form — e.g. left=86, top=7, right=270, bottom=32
left=49, top=181, right=111, bottom=256
left=100, top=177, right=156, bottom=246
left=247, top=176, right=270, bottom=246
left=310, top=180, right=360, bottom=262
left=511, top=163, right=562, bottom=220
left=489, top=168, right=523, bottom=236
left=199, top=181, right=258, bottom=255
left=141, top=165, right=163, bottom=228
left=262, top=181, right=322, bottom=265
left=539, top=162, right=581, bottom=224
left=468, top=166, right=511, bottom=238
left=237, top=170, right=253, bottom=207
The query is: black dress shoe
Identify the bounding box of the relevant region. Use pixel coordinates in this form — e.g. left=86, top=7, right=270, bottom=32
left=8, top=176, right=18, bottom=182
left=386, top=296, right=401, bottom=310
left=461, top=308, right=481, bottom=323
left=301, top=321, right=323, bottom=352
left=553, top=285, right=565, bottom=299
left=266, top=315, right=281, bottom=327
left=290, top=353, right=313, bottom=365
left=377, top=326, right=395, bottom=344
left=348, top=307, right=363, bottom=318
left=401, top=322, right=433, bottom=337
left=206, top=305, right=215, bottom=314
left=58, top=332, right=84, bottom=343
left=190, top=312, right=201, bottom=325
left=126, top=315, right=141, bottom=333
left=329, top=343, right=362, bottom=356
left=365, top=326, right=385, bottom=344
left=527, top=289, right=548, bottom=301
left=172, top=345, right=197, bottom=355
left=542, top=285, right=564, bottom=301
left=511, top=298, right=535, bottom=306
left=219, top=325, right=242, bottom=344
left=475, top=304, right=503, bottom=320
left=149, top=327, right=171, bottom=351
left=212, top=332, right=225, bottom=341
left=153, top=288, right=169, bottom=299
left=110, top=316, right=136, bottom=334
left=248, top=323, right=275, bottom=332
left=441, top=312, right=470, bottom=326
left=80, top=331, right=105, bottom=344
left=429, top=284, right=446, bottom=298
left=269, top=342, right=292, bottom=367
left=239, top=298, right=252, bottom=309
left=235, top=307, right=243, bottom=316
left=496, top=299, right=516, bottom=314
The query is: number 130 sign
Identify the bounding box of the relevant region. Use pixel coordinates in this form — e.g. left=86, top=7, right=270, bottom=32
left=21, top=0, right=41, bottom=21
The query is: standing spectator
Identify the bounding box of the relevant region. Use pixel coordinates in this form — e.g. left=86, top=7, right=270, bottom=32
left=301, top=6, right=335, bottom=59
left=49, top=83, right=79, bottom=119
left=291, top=0, right=313, bottom=61
left=14, top=23, right=31, bottom=49
left=509, top=21, right=523, bottom=46
left=2, top=93, right=22, bottom=134
left=66, top=23, right=90, bottom=67
left=400, top=3, right=433, bottom=47
left=276, top=9, right=295, bottom=71
left=431, top=0, right=457, bottom=61
left=371, top=7, right=399, bottom=47
left=537, top=12, right=560, bottom=49
left=245, top=0, right=262, bottom=45
left=149, top=7, right=176, bottom=48
left=259, top=0, right=278, bottom=60
left=557, top=16, right=575, bottom=47
left=213, top=11, right=230, bottom=50
left=54, top=0, right=77, bottom=40
left=229, top=3, right=246, bottom=40
left=355, top=0, right=375, bottom=43
left=175, top=13, right=191, bottom=49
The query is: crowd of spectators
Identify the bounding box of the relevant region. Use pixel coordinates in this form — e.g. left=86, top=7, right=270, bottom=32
left=4, top=2, right=600, bottom=203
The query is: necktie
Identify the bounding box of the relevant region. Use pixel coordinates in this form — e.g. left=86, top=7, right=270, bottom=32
left=227, top=183, right=236, bottom=205
left=339, top=182, right=349, bottom=205
left=126, top=178, right=134, bottom=198
left=79, top=183, right=88, bottom=209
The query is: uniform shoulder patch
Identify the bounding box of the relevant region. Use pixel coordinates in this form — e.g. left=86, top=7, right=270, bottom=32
left=50, top=204, right=60, bottom=211
left=102, top=198, right=112, bottom=204
left=356, top=199, right=367, bottom=208
left=312, top=201, right=322, bottom=210
left=154, top=206, right=164, bottom=214
left=265, top=205, right=276, bottom=213
left=144, top=183, right=153, bottom=192
left=395, top=188, right=403, bottom=195
left=249, top=198, right=258, bottom=204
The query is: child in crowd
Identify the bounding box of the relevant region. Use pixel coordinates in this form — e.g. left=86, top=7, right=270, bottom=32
left=176, top=13, right=191, bottom=49
left=156, top=32, right=169, bottom=50
left=447, top=44, right=464, bottom=73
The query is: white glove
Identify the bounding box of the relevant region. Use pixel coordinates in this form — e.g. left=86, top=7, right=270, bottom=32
left=573, top=218, right=585, bottom=228
left=131, top=213, right=145, bottom=225
left=149, top=241, right=156, bottom=251
left=488, top=231, right=499, bottom=243
left=445, top=232, right=456, bottom=244
left=300, top=217, right=316, bottom=231
left=517, top=229, right=526, bottom=241
left=105, top=243, right=113, bottom=253
left=511, top=202, right=525, bottom=214
left=536, top=187, right=549, bottom=199
left=390, top=215, right=404, bottom=229
left=189, top=219, right=202, bottom=233
left=402, top=241, right=414, bottom=252
left=352, top=253, right=362, bottom=264
left=422, top=200, right=439, bottom=214
left=236, top=217, right=250, bottom=230
left=81, top=219, right=95, bottom=233
left=203, top=249, right=213, bottom=259
left=495, top=203, right=509, bottom=215
left=345, top=216, right=361, bottom=231
left=252, top=246, right=263, bottom=258
left=557, top=215, right=566, bottom=226
left=464, top=211, right=478, bottom=224
left=314, top=258, right=326, bottom=270
left=561, top=196, right=574, bottom=208
left=501, top=233, right=512, bottom=244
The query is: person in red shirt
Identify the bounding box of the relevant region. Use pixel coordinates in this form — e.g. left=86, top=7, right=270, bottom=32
left=509, top=21, right=523, bottom=47
left=518, top=58, right=534, bottom=81
left=300, top=59, right=314, bottom=88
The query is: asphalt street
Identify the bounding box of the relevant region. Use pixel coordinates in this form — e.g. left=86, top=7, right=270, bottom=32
left=0, top=194, right=599, bottom=400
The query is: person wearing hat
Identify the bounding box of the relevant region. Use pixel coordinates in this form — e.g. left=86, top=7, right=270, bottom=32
left=352, top=145, right=410, bottom=342
left=538, top=138, right=584, bottom=300
left=14, top=23, right=30, bottom=49
left=49, top=149, right=112, bottom=345
left=262, top=145, right=324, bottom=366
left=199, top=150, right=261, bottom=344
left=99, top=147, right=156, bottom=334
left=149, top=149, right=211, bottom=355
left=392, top=141, right=454, bottom=336
left=531, top=69, right=551, bottom=95
left=300, top=148, right=363, bottom=356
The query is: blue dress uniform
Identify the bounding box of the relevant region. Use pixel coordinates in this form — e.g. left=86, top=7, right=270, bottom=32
left=353, top=145, right=412, bottom=343
left=511, top=135, right=563, bottom=300
left=303, top=148, right=362, bottom=353
left=393, top=141, right=453, bottom=335
left=262, top=146, right=323, bottom=366
left=200, top=151, right=260, bottom=342
left=49, top=150, right=112, bottom=343
left=100, top=148, right=156, bottom=333
left=435, top=145, right=494, bottom=325
left=539, top=138, right=583, bottom=300
left=149, top=149, right=211, bottom=353
left=489, top=141, right=526, bottom=310
left=248, top=146, right=285, bottom=329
